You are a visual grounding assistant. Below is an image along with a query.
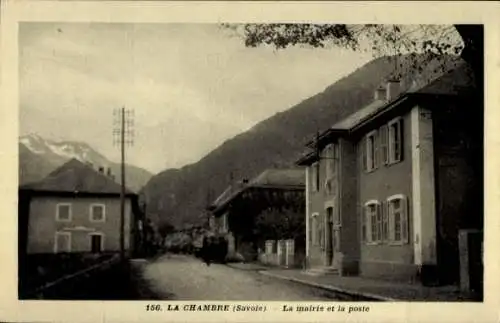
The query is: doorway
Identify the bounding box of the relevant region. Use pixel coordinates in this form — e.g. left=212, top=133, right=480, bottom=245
left=326, top=207, right=334, bottom=266
left=90, top=234, right=103, bottom=253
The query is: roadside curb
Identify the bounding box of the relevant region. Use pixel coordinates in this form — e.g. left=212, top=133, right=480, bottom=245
left=258, top=271, right=396, bottom=302
left=225, top=263, right=269, bottom=271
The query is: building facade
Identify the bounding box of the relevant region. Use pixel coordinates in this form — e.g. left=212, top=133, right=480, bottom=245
left=297, top=63, right=482, bottom=285
left=19, top=158, right=142, bottom=256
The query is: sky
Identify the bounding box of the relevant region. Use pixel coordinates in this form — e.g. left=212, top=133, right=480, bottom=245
left=19, top=23, right=377, bottom=174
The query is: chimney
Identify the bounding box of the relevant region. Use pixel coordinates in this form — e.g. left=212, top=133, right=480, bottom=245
left=386, top=79, right=402, bottom=101
left=374, top=86, right=386, bottom=101
left=98, top=166, right=104, bottom=174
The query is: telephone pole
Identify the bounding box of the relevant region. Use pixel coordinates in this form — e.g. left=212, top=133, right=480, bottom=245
left=113, top=107, right=134, bottom=261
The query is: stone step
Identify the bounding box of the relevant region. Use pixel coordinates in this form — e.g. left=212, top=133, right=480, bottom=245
left=303, top=267, right=340, bottom=276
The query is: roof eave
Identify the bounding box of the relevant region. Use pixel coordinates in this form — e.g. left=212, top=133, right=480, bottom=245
left=295, top=152, right=318, bottom=166
left=305, top=128, right=347, bottom=148
left=349, top=95, right=411, bottom=134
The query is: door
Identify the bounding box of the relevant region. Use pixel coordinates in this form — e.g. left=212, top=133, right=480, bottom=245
left=91, top=234, right=103, bottom=253
left=326, top=207, right=334, bottom=266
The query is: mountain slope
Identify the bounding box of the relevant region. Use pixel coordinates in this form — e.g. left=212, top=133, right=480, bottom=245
left=19, top=134, right=153, bottom=192
left=141, top=54, right=464, bottom=228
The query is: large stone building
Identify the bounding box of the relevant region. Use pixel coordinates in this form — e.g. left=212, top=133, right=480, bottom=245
left=297, top=62, right=482, bottom=286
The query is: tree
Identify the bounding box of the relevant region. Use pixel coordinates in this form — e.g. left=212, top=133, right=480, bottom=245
left=223, top=24, right=482, bottom=83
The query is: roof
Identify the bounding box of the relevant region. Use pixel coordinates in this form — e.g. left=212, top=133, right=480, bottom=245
left=301, top=62, right=475, bottom=155
left=209, top=168, right=305, bottom=215
left=351, top=62, right=475, bottom=132
left=331, top=99, right=387, bottom=130
left=296, top=151, right=317, bottom=166
left=408, top=61, right=475, bottom=95
left=20, top=158, right=135, bottom=195
left=249, top=168, right=305, bottom=188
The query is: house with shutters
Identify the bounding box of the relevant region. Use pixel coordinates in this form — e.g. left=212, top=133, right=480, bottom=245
left=18, top=158, right=143, bottom=257
left=296, top=62, right=482, bottom=286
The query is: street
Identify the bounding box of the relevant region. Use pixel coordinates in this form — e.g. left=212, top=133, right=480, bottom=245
left=140, top=254, right=344, bottom=300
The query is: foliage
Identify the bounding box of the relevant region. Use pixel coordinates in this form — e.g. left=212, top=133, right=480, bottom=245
left=226, top=188, right=305, bottom=241
left=222, top=24, right=483, bottom=80
left=225, top=24, right=466, bottom=56
left=254, top=207, right=305, bottom=241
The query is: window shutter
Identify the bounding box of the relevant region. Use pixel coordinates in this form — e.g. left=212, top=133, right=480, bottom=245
left=360, top=138, right=367, bottom=171
left=388, top=201, right=395, bottom=242
left=316, top=163, right=320, bottom=192
left=380, top=125, right=388, bottom=165
left=397, top=120, right=404, bottom=162
left=374, top=132, right=379, bottom=169
left=401, top=197, right=409, bottom=244
left=382, top=202, right=388, bottom=241
left=376, top=203, right=382, bottom=242
left=365, top=206, right=371, bottom=243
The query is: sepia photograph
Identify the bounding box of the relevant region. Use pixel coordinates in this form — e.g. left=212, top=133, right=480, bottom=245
left=2, top=1, right=498, bottom=322
left=16, top=21, right=484, bottom=302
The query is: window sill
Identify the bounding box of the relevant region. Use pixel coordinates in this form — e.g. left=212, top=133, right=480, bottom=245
left=56, top=219, right=71, bottom=223
left=90, top=219, right=105, bottom=223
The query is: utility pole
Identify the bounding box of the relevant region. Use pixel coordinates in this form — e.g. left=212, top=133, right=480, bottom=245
left=315, top=131, right=320, bottom=190
left=113, top=107, right=134, bottom=261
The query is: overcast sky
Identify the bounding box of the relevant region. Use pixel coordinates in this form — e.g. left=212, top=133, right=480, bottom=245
left=19, top=23, right=375, bottom=173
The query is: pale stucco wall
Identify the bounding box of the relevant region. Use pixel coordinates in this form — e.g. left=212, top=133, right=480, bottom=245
left=27, top=196, right=132, bottom=254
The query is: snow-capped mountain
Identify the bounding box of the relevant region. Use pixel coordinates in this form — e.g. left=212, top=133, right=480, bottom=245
left=19, top=133, right=152, bottom=192
left=20, top=133, right=109, bottom=167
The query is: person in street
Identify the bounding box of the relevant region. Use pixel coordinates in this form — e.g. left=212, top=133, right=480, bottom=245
left=201, top=236, right=211, bottom=266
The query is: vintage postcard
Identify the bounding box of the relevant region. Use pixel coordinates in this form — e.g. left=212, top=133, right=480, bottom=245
left=0, top=1, right=499, bottom=322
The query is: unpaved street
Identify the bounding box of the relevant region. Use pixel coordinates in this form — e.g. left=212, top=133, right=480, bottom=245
left=140, top=254, right=342, bottom=300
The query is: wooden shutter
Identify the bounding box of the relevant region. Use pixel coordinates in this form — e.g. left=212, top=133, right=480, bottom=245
left=361, top=208, right=366, bottom=242
left=360, top=138, right=367, bottom=171
left=380, top=125, right=389, bottom=165
left=401, top=197, right=409, bottom=244
left=376, top=203, right=383, bottom=242
left=365, top=206, right=372, bottom=243
left=382, top=201, right=388, bottom=241
left=398, top=120, right=404, bottom=162
left=388, top=201, right=395, bottom=242
left=373, top=132, right=379, bottom=169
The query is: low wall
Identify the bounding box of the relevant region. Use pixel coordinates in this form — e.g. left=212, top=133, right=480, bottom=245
left=259, top=239, right=304, bottom=268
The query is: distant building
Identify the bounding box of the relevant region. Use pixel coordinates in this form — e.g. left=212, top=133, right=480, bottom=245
left=18, top=158, right=143, bottom=256
left=208, top=168, right=306, bottom=264
left=297, top=62, right=482, bottom=285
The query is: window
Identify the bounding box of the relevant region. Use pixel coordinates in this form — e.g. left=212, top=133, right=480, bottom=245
left=54, top=231, right=71, bottom=253
left=363, top=200, right=381, bottom=244
left=388, top=118, right=404, bottom=163
left=365, top=131, right=378, bottom=172
left=89, top=233, right=104, bottom=253
left=387, top=195, right=409, bottom=244
left=90, top=204, right=105, bottom=222
left=325, top=144, right=336, bottom=179
left=221, top=214, right=228, bottom=233
left=311, top=163, right=319, bottom=192
left=56, top=203, right=72, bottom=222
left=379, top=125, right=389, bottom=165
